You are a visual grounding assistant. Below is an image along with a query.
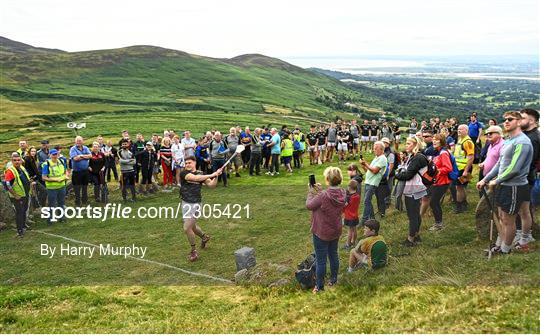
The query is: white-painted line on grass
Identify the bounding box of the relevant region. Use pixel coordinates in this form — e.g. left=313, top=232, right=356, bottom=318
left=32, top=229, right=234, bottom=284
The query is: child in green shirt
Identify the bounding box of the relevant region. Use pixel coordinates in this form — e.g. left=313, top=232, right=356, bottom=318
left=348, top=219, right=388, bottom=272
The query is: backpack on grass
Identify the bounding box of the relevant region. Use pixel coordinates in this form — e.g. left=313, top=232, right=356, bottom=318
left=295, top=253, right=316, bottom=289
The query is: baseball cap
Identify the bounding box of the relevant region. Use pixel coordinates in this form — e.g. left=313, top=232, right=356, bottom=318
left=41, top=140, right=49, bottom=144
left=49, top=149, right=59, bottom=155
left=381, top=137, right=391, bottom=144
left=485, top=126, right=503, bottom=135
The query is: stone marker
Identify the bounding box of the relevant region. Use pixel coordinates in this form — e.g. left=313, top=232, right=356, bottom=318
left=234, top=247, right=256, bottom=271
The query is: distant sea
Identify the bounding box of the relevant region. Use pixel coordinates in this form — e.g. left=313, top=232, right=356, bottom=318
left=283, top=56, right=540, bottom=81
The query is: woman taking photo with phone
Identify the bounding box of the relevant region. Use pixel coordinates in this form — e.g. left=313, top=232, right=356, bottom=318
left=306, top=167, right=347, bottom=293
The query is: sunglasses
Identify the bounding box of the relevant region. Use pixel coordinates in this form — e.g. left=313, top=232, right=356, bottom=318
left=504, top=117, right=517, bottom=122
left=422, top=135, right=432, bottom=138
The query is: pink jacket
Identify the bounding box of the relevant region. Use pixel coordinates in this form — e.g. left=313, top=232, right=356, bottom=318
left=306, top=187, right=347, bottom=241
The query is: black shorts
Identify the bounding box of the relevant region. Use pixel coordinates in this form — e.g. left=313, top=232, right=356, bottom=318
left=453, top=168, right=472, bottom=186
left=141, top=168, right=153, bottom=184
left=344, top=218, right=360, bottom=227
left=495, top=185, right=530, bottom=215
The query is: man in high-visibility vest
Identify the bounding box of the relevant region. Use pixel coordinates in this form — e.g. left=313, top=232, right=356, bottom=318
left=4, top=152, right=34, bottom=237
left=41, top=148, right=68, bottom=224
left=16, top=140, right=28, bottom=159
left=453, top=124, right=475, bottom=213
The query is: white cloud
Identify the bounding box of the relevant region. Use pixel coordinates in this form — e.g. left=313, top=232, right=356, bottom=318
left=1, top=0, right=538, bottom=57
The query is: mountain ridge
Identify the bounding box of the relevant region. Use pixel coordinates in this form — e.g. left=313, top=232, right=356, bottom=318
left=0, top=36, right=375, bottom=118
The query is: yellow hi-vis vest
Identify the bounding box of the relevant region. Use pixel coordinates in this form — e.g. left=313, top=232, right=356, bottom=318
left=282, top=138, right=293, bottom=157
left=6, top=166, right=30, bottom=198
left=43, top=159, right=67, bottom=190
left=454, top=135, right=473, bottom=170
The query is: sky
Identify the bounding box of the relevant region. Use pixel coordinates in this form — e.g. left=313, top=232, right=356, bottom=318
left=1, top=0, right=539, bottom=59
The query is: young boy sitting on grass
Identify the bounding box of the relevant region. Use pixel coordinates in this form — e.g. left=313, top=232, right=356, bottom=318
left=343, top=179, right=360, bottom=250
left=348, top=219, right=387, bottom=272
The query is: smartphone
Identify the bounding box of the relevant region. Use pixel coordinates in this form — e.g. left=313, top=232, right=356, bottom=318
left=309, top=174, right=316, bottom=187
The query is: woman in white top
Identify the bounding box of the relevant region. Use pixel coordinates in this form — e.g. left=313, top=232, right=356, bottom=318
left=171, top=135, right=185, bottom=186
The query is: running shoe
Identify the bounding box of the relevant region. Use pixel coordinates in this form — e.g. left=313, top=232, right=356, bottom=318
left=188, top=249, right=199, bottom=262
left=514, top=242, right=530, bottom=253
left=201, top=234, right=211, bottom=249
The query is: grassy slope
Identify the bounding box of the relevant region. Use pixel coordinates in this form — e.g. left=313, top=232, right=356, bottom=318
left=1, top=152, right=539, bottom=332
left=0, top=37, right=380, bottom=158
left=0, top=39, right=371, bottom=111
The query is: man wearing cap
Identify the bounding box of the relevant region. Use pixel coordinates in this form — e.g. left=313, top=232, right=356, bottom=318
left=479, top=126, right=504, bottom=178
left=42, top=148, right=68, bottom=224
left=37, top=140, right=50, bottom=166
left=4, top=152, right=34, bottom=237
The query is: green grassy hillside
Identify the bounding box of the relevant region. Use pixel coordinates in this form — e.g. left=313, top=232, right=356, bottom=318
left=0, top=36, right=379, bottom=112
left=0, top=36, right=387, bottom=156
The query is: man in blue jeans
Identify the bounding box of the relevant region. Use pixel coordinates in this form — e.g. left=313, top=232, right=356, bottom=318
left=42, top=149, right=68, bottom=224
left=359, top=142, right=388, bottom=224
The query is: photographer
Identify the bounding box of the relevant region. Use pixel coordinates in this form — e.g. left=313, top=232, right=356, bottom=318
left=306, top=167, right=347, bottom=293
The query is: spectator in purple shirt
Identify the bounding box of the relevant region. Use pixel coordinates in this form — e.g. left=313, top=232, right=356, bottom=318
left=479, top=126, right=504, bottom=177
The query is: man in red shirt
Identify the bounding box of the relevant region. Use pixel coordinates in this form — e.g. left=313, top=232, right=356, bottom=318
left=4, top=152, right=35, bottom=237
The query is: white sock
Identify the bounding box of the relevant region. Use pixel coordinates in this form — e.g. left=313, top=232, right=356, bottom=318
left=347, top=267, right=354, bottom=273
left=515, top=230, right=522, bottom=240
left=501, top=243, right=511, bottom=253
left=520, top=232, right=531, bottom=245
left=495, top=235, right=502, bottom=247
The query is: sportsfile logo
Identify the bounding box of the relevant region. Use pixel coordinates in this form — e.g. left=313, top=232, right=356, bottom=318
left=40, top=203, right=251, bottom=222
